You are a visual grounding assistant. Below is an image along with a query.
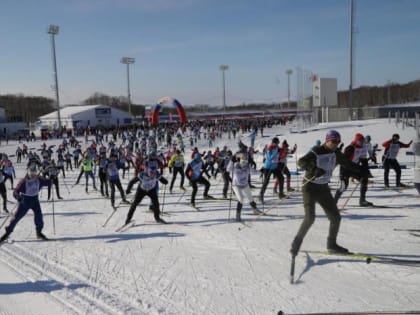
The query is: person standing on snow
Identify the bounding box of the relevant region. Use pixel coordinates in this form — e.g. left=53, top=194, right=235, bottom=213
left=290, top=130, right=366, bottom=257
left=168, top=149, right=186, bottom=193
left=45, top=159, right=64, bottom=200
left=259, top=137, right=286, bottom=203
left=124, top=168, right=168, bottom=225
left=1, top=155, right=16, bottom=189
left=274, top=140, right=297, bottom=193
left=382, top=133, right=412, bottom=188
left=80, top=153, right=97, bottom=193
left=227, top=152, right=262, bottom=221
left=334, top=133, right=373, bottom=207
left=185, top=153, right=213, bottom=208
left=106, top=153, right=130, bottom=208
left=0, top=164, right=51, bottom=243
left=0, top=169, right=8, bottom=213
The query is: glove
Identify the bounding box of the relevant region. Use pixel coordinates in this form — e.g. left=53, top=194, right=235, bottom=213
left=159, top=177, right=168, bottom=185
left=313, top=167, right=325, bottom=177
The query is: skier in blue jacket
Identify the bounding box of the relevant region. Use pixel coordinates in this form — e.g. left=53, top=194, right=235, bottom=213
left=0, top=164, right=51, bottom=243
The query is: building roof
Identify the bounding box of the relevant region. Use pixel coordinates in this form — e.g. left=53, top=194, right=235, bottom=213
left=38, top=104, right=131, bottom=119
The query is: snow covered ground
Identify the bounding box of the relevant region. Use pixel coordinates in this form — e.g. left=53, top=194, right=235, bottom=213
left=0, top=118, right=419, bottom=315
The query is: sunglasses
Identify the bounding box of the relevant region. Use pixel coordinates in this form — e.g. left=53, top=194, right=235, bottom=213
left=330, top=140, right=341, bottom=144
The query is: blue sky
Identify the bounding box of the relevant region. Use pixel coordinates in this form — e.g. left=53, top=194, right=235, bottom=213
left=1, top=0, right=419, bottom=107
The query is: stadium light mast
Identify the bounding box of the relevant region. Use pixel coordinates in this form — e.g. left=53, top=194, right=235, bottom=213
left=286, top=69, right=293, bottom=109
left=47, top=24, right=62, bottom=130
left=121, top=57, right=135, bottom=116
left=220, top=64, right=229, bottom=112
left=348, top=0, right=355, bottom=120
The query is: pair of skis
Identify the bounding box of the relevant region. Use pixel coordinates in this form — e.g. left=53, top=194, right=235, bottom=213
left=290, top=250, right=420, bottom=284
left=237, top=195, right=289, bottom=231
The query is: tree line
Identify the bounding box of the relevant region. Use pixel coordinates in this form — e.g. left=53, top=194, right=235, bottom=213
left=1, top=79, right=419, bottom=125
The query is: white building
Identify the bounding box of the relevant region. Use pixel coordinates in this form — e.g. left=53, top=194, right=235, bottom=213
left=34, top=104, right=133, bottom=131
left=312, top=77, right=338, bottom=107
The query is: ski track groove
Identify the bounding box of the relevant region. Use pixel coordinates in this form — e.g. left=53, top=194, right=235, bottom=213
left=1, top=241, right=155, bottom=315
left=126, top=242, right=188, bottom=315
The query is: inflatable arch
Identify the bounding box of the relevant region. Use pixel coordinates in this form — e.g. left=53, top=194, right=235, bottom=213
left=151, top=97, right=187, bottom=125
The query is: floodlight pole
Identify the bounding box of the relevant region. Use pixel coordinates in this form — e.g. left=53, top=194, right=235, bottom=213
left=220, top=65, right=229, bottom=112
left=47, top=24, right=62, bottom=130
left=286, top=69, right=293, bottom=109
left=348, top=0, right=354, bottom=120
left=121, top=57, right=135, bottom=116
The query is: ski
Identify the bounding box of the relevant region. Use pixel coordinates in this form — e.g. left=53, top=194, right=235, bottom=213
left=277, top=310, right=420, bottom=315
left=303, top=250, right=420, bottom=266
left=409, top=232, right=420, bottom=237
left=385, top=185, right=414, bottom=193
left=237, top=220, right=253, bottom=231
left=188, top=204, right=201, bottom=211
left=348, top=204, right=406, bottom=209
left=144, top=219, right=177, bottom=225
left=252, top=196, right=288, bottom=220
left=290, top=255, right=296, bottom=284
left=394, top=228, right=420, bottom=232
left=0, top=239, right=14, bottom=246
left=115, top=220, right=136, bottom=232
left=111, top=199, right=131, bottom=211
left=202, top=196, right=227, bottom=201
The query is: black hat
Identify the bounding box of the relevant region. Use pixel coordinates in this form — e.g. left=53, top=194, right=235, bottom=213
left=272, top=137, right=279, bottom=144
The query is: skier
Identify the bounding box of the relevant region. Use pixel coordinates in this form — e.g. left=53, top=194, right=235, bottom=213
left=106, top=153, right=130, bottom=208
left=274, top=140, right=297, bottom=193
left=0, top=169, right=8, bottom=213
left=290, top=130, right=366, bottom=257
left=334, top=133, right=373, bottom=206
left=168, top=149, right=186, bottom=193
left=259, top=137, right=286, bottom=203
left=124, top=167, right=168, bottom=225
left=382, top=133, right=412, bottom=188
left=227, top=152, right=262, bottom=221
left=45, top=160, right=63, bottom=200
left=1, top=155, right=16, bottom=189
left=97, top=151, right=109, bottom=197
left=219, top=150, right=233, bottom=199
left=82, top=152, right=97, bottom=192
left=0, top=164, right=51, bottom=243
left=185, top=153, right=213, bottom=208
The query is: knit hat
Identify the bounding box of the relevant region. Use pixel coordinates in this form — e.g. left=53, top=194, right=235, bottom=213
left=354, top=133, right=364, bottom=142
left=325, top=130, right=341, bottom=142
left=194, top=153, right=201, bottom=160
left=272, top=137, right=280, bottom=144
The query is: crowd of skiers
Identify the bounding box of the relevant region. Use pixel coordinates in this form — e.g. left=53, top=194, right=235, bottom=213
left=0, top=124, right=413, bottom=257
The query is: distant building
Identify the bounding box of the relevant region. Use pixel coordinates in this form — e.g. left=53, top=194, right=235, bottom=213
left=34, top=105, right=133, bottom=132
left=0, top=106, right=5, bottom=123
left=312, top=77, right=338, bottom=107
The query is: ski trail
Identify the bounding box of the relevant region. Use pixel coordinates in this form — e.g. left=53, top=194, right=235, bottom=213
left=0, top=241, right=155, bottom=314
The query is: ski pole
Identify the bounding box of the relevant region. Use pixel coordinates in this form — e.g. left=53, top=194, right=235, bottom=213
left=0, top=215, right=9, bottom=230
left=290, top=255, right=296, bottom=284
left=161, top=185, right=167, bottom=214
left=0, top=203, right=18, bottom=230
left=103, top=208, right=118, bottom=227
left=341, top=181, right=360, bottom=210
left=62, top=177, right=71, bottom=194
left=51, top=195, right=56, bottom=235
left=299, top=175, right=316, bottom=189
left=228, top=181, right=233, bottom=221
